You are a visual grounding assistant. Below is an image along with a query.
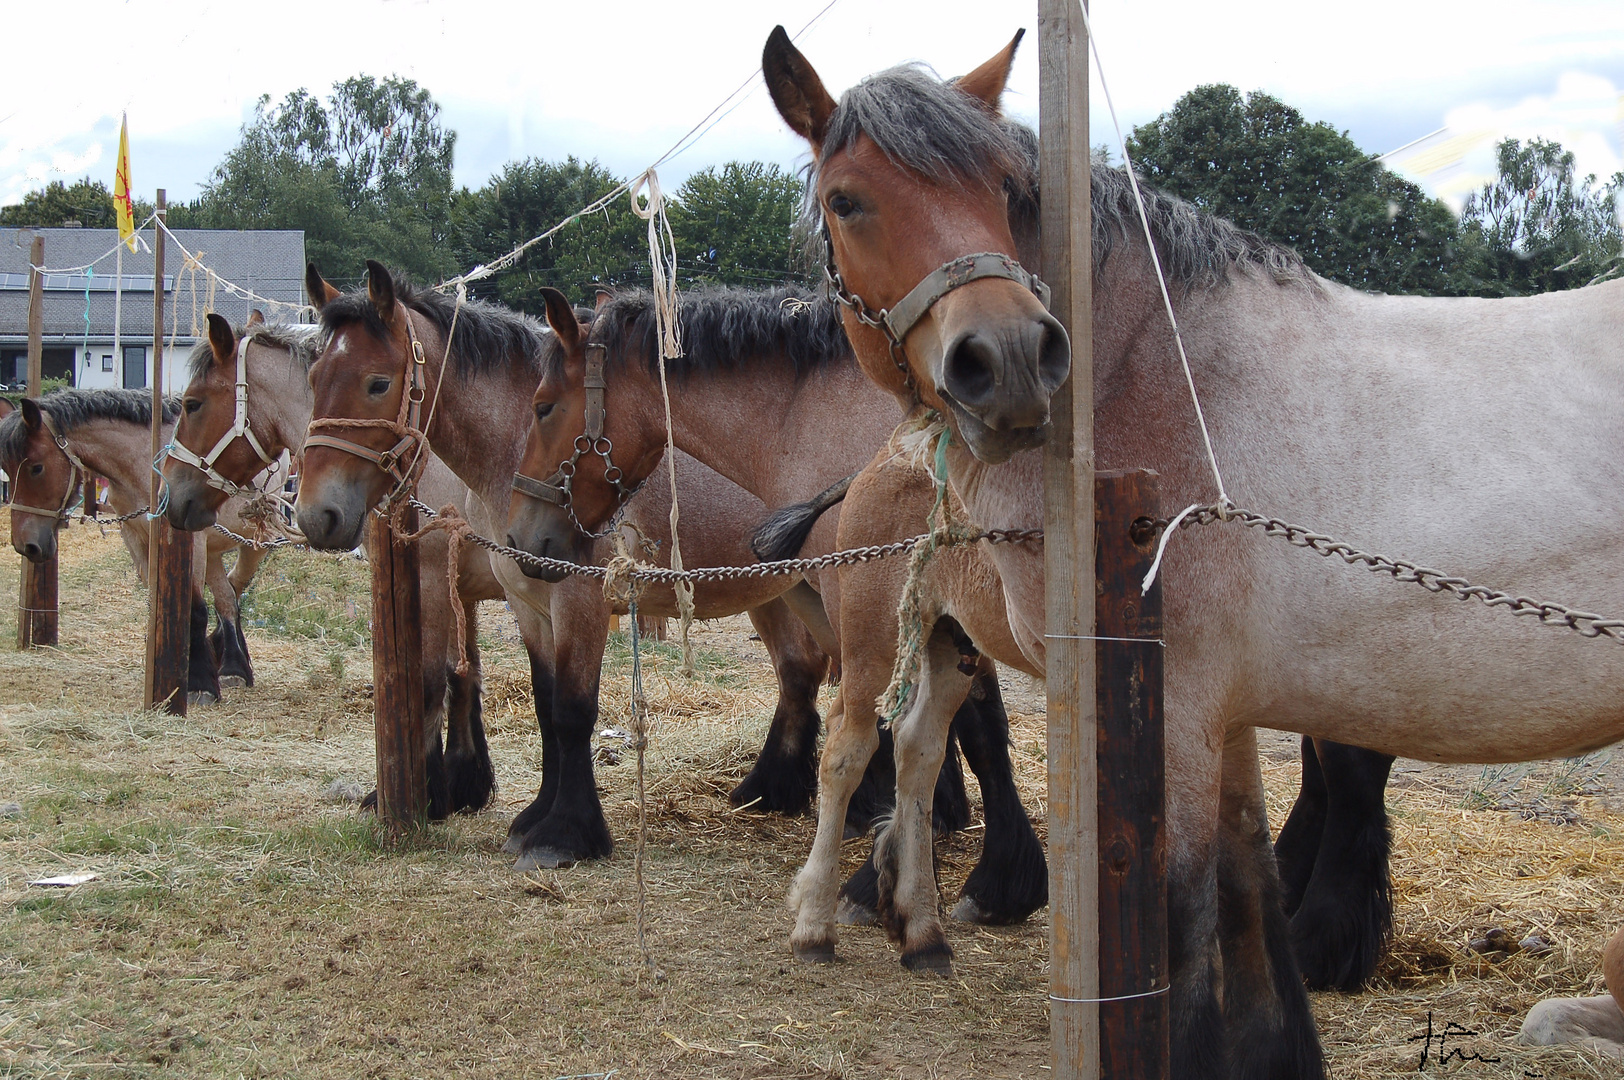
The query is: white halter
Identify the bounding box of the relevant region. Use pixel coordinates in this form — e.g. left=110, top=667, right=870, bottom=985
left=165, top=332, right=279, bottom=498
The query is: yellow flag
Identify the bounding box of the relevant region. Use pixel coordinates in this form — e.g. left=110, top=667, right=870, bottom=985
left=113, top=114, right=136, bottom=252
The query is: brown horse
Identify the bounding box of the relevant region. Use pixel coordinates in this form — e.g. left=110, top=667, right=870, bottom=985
left=506, top=283, right=1047, bottom=927
left=293, top=263, right=837, bottom=870
left=762, top=28, right=1321, bottom=1079
left=160, top=314, right=500, bottom=817
left=1, top=389, right=272, bottom=703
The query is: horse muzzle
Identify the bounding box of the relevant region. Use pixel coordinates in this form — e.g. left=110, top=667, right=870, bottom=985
left=935, top=311, right=1070, bottom=464
left=11, top=524, right=55, bottom=563
left=296, top=496, right=368, bottom=552
left=163, top=476, right=220, bottom=532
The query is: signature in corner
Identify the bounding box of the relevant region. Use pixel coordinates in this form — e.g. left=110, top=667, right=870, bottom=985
left=1406, top=1011, right=1543, bottom=1076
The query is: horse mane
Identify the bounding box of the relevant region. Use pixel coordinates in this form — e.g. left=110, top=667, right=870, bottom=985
left=185, top=322, right=325, bottom=383
left=0, top=388, right=181, bottom=468
left=590, top=287, right=853, bottom=380
left=319, top=270, right=550, bottom=379
left=802, top=62, right=1309, bottom=289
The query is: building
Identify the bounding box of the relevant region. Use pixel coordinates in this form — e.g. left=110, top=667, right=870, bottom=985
left=0, top=227, right=307, bottom=394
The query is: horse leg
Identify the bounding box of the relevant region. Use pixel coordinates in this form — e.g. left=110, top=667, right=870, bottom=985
left=443, top=598, right=495, bottom=814
left=183, top=533, right=222, bottom=705
left=729, top=597, right=828, bottom=816
left=1216, top=726, right=1326, bottom=1080
left=203, top=548, right=254, bottom=688
left=874, top=618, right=974, bottom=974
left=502, top=600, right=560, bottom=853
left=512, top=576, right=612, bottom=870
left=949, top=662, right=1047, bottom=924
left=1289, top=740, right=1395, bottom=991
left=1273, top=736, right=1325, bottom=919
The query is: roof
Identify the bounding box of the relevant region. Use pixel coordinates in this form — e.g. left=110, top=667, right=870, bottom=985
left=0, top=227, right=307, bottom=342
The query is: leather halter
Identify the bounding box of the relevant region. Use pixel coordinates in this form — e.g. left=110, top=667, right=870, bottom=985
left=7, top=412, right=87, bottom=522
left=821, top=217, right=1051, bottom=391
left=304, top=301, right=431, bottom=509
left=510, top=341, right=641, bottom=539
left=165, top=331, right=279, bottom=498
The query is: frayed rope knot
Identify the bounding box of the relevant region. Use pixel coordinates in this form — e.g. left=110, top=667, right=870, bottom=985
left=389, top=501, right=474, bottom=678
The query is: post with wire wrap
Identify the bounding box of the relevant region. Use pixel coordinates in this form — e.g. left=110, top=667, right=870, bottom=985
left=143, top=190, right=193, bottom=715
left=17, top=232, right=58, bottom=649
left=368, top=505, right=427, bottom=832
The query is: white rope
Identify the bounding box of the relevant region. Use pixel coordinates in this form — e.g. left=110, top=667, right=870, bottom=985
left=1141, top=501, right=1203, bottom=594
left=154, top=219, right=315, bottom=321
left=1074, top=0, right=1228, bottom=509
left=630, top=169, right=695, bottom=673
left=20, top=215, right=157, bottom=275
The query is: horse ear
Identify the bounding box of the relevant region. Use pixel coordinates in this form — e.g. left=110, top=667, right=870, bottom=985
left=763, top=25, right=837, bottom=146
left=365, top=260, right=397, bottom=324
left=247, top=309, right=265, bottom=327
left=206, top=313, right=236, bottom=368
left=593, top=287, right=615, bottom=313
left=306, top=263, right=341, bottom=310
left=0, top=398, right=13, bottom=420
left=539, top=287, right=581, bottom=351
left=19, top=397, right=42, bottom=433
left=956, top=29, right=1025, bottom=113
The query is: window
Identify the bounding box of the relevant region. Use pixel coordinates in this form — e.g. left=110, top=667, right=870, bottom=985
left=101, top=354, right=113, bottom=373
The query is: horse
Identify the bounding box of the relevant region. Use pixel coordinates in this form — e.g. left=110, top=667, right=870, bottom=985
left=505, top=283, right=1047, bottom=926
left=293, top=263, right=869, bottom=870
left=160, top=313, right=500, bottom=818
left=765, top=25, right=1624, bottom=1077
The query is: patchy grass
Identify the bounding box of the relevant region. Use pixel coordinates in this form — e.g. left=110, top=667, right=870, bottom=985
left=2, top=522, right=1624, bottom=1078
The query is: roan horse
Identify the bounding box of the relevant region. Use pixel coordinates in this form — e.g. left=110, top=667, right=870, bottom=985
left=765, top=25, right=1624, bottom=1079
left=293, top=264, right=853, bottom=870
left=161, top=314, right=500, bottom=817
left=505, top=283, right=1047, bottom=927
left=1, top=388, right=276, bottom=703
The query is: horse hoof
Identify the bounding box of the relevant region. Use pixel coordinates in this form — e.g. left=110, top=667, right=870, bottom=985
left=792, top=939, right=838, bottom=964
left=901, top=942, right=954, bottom=976
left=186, top=691, right=218, bottom=706
left=836, top=897, right=880, bottom=927
left=500, top=833, right=525, bottom=855
left=950, top=896, right=992, bottom=923
left=513, top=847, right=576, bottom=872
left=220, top=675, right=248, bottom=689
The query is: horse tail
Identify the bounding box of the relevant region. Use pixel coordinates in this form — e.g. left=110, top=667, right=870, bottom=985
left=751, top=471, right=856, bottom=563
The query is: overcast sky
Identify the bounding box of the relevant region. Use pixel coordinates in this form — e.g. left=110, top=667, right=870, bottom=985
left=5, top=0, right=1624, bottom=228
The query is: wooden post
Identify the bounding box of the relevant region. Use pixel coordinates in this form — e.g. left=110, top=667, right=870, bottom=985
left=17, top=233, right=59, bottom=649
left=143, top=191, right=191, bottom=714
left=1095, top=470, right=1168, bottom=1078
left=1040, top=1, right=1097, bottom=1077
left=368, top=507, right=427, bottom=833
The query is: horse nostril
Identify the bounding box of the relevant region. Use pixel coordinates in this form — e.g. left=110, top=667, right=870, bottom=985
left=22, top=542, right=41, bottom=560
left=943, top=333, right=999, bottom=407
left=1037, top=317, right=1072, bottom=394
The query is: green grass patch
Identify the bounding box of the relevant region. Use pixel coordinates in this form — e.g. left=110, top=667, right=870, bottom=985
left=238, top=551, right=371, bottom=644
left=602, top=629, right=748, bottom=688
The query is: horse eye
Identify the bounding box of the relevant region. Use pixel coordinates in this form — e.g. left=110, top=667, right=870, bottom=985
left=828, top=193, right=858, bottom=219
left=534, top=402, right=555, bottom=422
left=367, top=377, right=391, bottom=396
left=29, top=463, right=43, bottom=477
left=184, top=398, right=202, bottom=415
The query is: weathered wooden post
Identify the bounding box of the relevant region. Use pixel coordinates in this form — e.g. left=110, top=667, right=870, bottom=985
left=17, top=233, right=59, bottom=649
left=1040, top=0, right=1099, bottom=1075
left=368, top=505, right=427, bottom=833
left=1095, top=470, right=1167, bottom=1078
left=143, top=191, right=192, bottom=714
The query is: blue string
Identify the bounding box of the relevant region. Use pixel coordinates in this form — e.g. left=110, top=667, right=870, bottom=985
left=148, top=443, right=172, bottom=518
left=81, top=267, right=94, bottom=369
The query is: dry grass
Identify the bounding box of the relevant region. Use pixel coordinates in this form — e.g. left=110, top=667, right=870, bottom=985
left=1, top=521, right=1622, bottom=1078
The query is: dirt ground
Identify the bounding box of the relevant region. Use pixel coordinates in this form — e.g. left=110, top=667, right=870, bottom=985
left=3, top=522, right=1624, bottom=1079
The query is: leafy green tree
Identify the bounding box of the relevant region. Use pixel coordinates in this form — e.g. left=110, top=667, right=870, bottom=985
left=1452, top=137, right=1624, bottom=296
left=1126, top=85, right=1460, bottom=295
left=668, top=161, right=806, bottom=287
left=0, top=178, right=119, bottom=228
left=188, top=75, right=457, bottom=285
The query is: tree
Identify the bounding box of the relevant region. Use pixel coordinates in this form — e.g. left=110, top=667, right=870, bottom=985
left=188, top=75, right=457, bottom=285
left=667, top=161, right=806, bottom=288
left=1453, top=137, right=1624, bottom=296
left=0, top=178, right=157, bottom=229
left=1126, top=85, right=1460, bottom=295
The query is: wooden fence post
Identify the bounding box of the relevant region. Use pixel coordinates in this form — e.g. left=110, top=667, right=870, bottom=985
left=368, top=507, right=426, bottom=833
left=17, top=233, right=59, bottom=649
left=1040, top=0, right=1097, bottom=1076
left=143, top=191, right=192, bottom=714
left=1095, top=470, right=1168, bottom=1078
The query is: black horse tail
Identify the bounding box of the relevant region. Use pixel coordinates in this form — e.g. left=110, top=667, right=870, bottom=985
left=751, top=471, right=856, bottom=563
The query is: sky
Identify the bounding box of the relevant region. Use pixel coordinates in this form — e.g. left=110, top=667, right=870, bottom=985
left=5, top=0, right=1624, bottom=231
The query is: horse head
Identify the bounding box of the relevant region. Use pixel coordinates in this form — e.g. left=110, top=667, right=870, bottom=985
left=2, top=398, right=76, bottom=562
left=296, top=261, right=437, bottom=550
left=506, top=287, right=648, bottom=580
left=762, top=26, right=1069, bottom=463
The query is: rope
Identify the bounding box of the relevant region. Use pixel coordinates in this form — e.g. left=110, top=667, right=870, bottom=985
left=21, top=215, right=156, bottom=274
left=389, top=502, right=475, bottom=677
left=153, top=219, right=315, bottom=321
left=628, top=598, right=655, bottom=979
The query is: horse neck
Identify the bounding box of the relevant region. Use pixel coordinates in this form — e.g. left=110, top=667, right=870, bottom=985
left=68, top=417, right=171, bottom=513
left=421, top=356, right=539, bottom=506
left=644, top=356, right=898, bottom=506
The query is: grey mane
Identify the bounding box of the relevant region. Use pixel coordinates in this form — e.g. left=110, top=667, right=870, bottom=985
left=801, top=62, right=1308, bottom=290
left=186, top=322, right=325, bottom=383
left=589, top=287, right=852, bottom=380
left=0, top=388, right=180, bottom=468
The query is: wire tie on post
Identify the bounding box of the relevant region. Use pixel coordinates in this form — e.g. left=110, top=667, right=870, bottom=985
left=1043, top=634, right=1165, bottom=646
left=1049, top=984, right=1170, bottom=1005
